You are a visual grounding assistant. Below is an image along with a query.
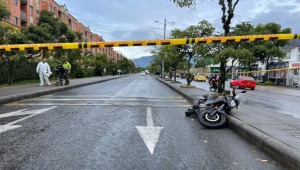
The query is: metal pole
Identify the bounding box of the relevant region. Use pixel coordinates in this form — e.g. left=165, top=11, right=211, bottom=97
left=163, top=18, right=166, bottom=39
left=161, top=18, right=166, bottom=78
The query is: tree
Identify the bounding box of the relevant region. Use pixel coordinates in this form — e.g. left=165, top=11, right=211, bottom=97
left=171, top=0, right=240, bottom=92
left=195, top=58, right=207, bottom=72
left=92, top=53, right=109, bottom=76
left=117, top=57, right=136, bottom=74
left=0, top=1, right=10, bottom=20
left=215, top=48, right=253, bottom=89
left=0, top=1, right=11, bottom=44
left=171, top=20, right=215, bottom=85
left=252, top=23, right=291, bottom=72
left=160, top=45, right=185, bottom=82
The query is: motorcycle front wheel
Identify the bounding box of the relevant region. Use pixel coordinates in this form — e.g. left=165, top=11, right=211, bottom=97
left=198, top=110, right=227, bottom=128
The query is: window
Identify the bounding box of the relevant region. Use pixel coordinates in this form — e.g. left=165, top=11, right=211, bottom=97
left=54, top=7, right=57, bottom=16
left=36, top=10, right=40, bottom=18
left=30, top=6, right=33, bottom=17
left=244, top=77, right=255, bottom=81
left=5, top=16, right=10, bottom=22
left=14, top=0, right=18, bottom=6
left=14, top=16, right=18, bottom=25
left=285, top=51, right=291, bottom=59
left=49, top=4, right=52, bottom=12
left=36, top=0, right=39, bottom=4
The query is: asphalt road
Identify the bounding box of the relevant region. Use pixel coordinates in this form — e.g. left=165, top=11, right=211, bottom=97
left=0, top=75, right=284, bottom=170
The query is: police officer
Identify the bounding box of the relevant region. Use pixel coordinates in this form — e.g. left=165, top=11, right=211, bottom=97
left=63, top=59, right=71, bottom=85
left=55, top=62, right=66, bottom=86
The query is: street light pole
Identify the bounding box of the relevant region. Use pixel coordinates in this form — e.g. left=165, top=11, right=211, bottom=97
left=155, top=18, right=174, bottom=78
left=163, top=18, right=166, bottom=39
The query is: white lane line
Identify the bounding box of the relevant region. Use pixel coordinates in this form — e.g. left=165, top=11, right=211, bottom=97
left=114, top=76, right=140, bottom=97
left=26, top=98, right=188, bottom=103
left=5, top=106, right=57, bottom=126
left=0, top=106, right=57, bottom=134
left=147, top=107, right=154, bottom=127
left=0, top=109, right=28, bottom=119
left=5, top=103, right=190, bottom=108
left=43, top=95, right=183, bottom=99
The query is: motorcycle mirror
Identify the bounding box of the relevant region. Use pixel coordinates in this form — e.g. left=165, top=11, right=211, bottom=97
left=241, top=91, right=247, bottom=93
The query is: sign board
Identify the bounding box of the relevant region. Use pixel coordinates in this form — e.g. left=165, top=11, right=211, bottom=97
left=292, top=63, right=300, bottom=67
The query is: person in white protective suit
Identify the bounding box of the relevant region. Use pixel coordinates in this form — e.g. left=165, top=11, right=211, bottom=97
left=36, top=58, right=52, bottom=86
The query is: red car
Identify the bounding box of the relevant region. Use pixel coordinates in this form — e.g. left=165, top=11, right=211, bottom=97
left=230, top=76, right=256, bottom=90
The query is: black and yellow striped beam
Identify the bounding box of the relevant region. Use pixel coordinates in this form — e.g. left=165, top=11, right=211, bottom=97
left=0, top=34, right=299, bottom=52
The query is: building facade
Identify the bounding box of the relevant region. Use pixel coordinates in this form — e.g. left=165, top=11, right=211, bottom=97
left=2, top=0, right=123, bottom=61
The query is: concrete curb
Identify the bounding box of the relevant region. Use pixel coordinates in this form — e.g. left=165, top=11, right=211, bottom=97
left=156, top=77, right=300, bottom=170
left=228, top=115, right=300, bottom=170
left=0, top=76, right=125, bottom=105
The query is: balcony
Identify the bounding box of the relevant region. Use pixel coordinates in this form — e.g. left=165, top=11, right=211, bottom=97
left=21, top=0, right=27, bottom=5
left=21, top=11, right=27, bottom=23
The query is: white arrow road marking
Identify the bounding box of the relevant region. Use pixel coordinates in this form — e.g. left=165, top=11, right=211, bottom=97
left=136, top=107, right=164, bottom=154
left=0, top=109, right=28, bottom=119
left=0, top=106, right=56, bottom=134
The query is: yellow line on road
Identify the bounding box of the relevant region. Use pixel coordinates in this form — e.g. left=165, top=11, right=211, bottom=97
left=4, top=103, right=25, bottom=106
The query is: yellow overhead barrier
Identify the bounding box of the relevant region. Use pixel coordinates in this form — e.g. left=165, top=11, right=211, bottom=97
left=0, top=33, right=299, bottom=52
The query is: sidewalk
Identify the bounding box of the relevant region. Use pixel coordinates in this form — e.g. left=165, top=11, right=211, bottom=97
left=156, top=77, right=300, bottom=170
left=0, top=75, right=126, bottom=105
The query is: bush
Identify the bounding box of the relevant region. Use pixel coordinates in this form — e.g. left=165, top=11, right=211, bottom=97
left=74, top=67, right=86, bottom=78
left=73, top=66, right=94, bottom=78
left=264, top=81, right=274, bottom=85
left=0, top=55, right=39, bottom=85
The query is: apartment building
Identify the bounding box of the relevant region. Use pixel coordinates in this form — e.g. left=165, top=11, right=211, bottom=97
left=2, top=0, right=121, bottom=60
left=3, top=0, right=39, bottom=27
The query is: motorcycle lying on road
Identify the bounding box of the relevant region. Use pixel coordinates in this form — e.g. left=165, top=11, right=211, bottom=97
left=185, top=87, right=247, bottom=128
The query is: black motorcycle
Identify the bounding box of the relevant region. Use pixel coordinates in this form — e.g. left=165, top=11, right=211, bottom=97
left=185, top=87, right=246, bottom=129
left=198, top=87, right=247, bottom=128
left=185, top=94, right=219, bottom=116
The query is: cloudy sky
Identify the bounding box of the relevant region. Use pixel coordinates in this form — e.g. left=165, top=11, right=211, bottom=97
left=54, top=0, right=300, bottom=59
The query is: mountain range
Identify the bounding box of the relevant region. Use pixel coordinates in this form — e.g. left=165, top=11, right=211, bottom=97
left=132, top=56, right=152, bottom=68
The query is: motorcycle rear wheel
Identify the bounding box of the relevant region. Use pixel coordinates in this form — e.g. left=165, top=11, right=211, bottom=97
left=198, top=111, right=227, bottom=128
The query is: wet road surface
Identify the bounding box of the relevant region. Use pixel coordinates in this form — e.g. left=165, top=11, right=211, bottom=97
left=0, top=75, right=284, bottom=169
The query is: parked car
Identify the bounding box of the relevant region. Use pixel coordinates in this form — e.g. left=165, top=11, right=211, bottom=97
left=230, top=76, right=256, bottom=90
left=194, top=74, right=207, bottom=82
left=141, top=71, right=146, bottom=76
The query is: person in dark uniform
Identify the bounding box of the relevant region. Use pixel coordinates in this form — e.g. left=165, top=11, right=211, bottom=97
left=55, top=62, right=66, bottom=86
